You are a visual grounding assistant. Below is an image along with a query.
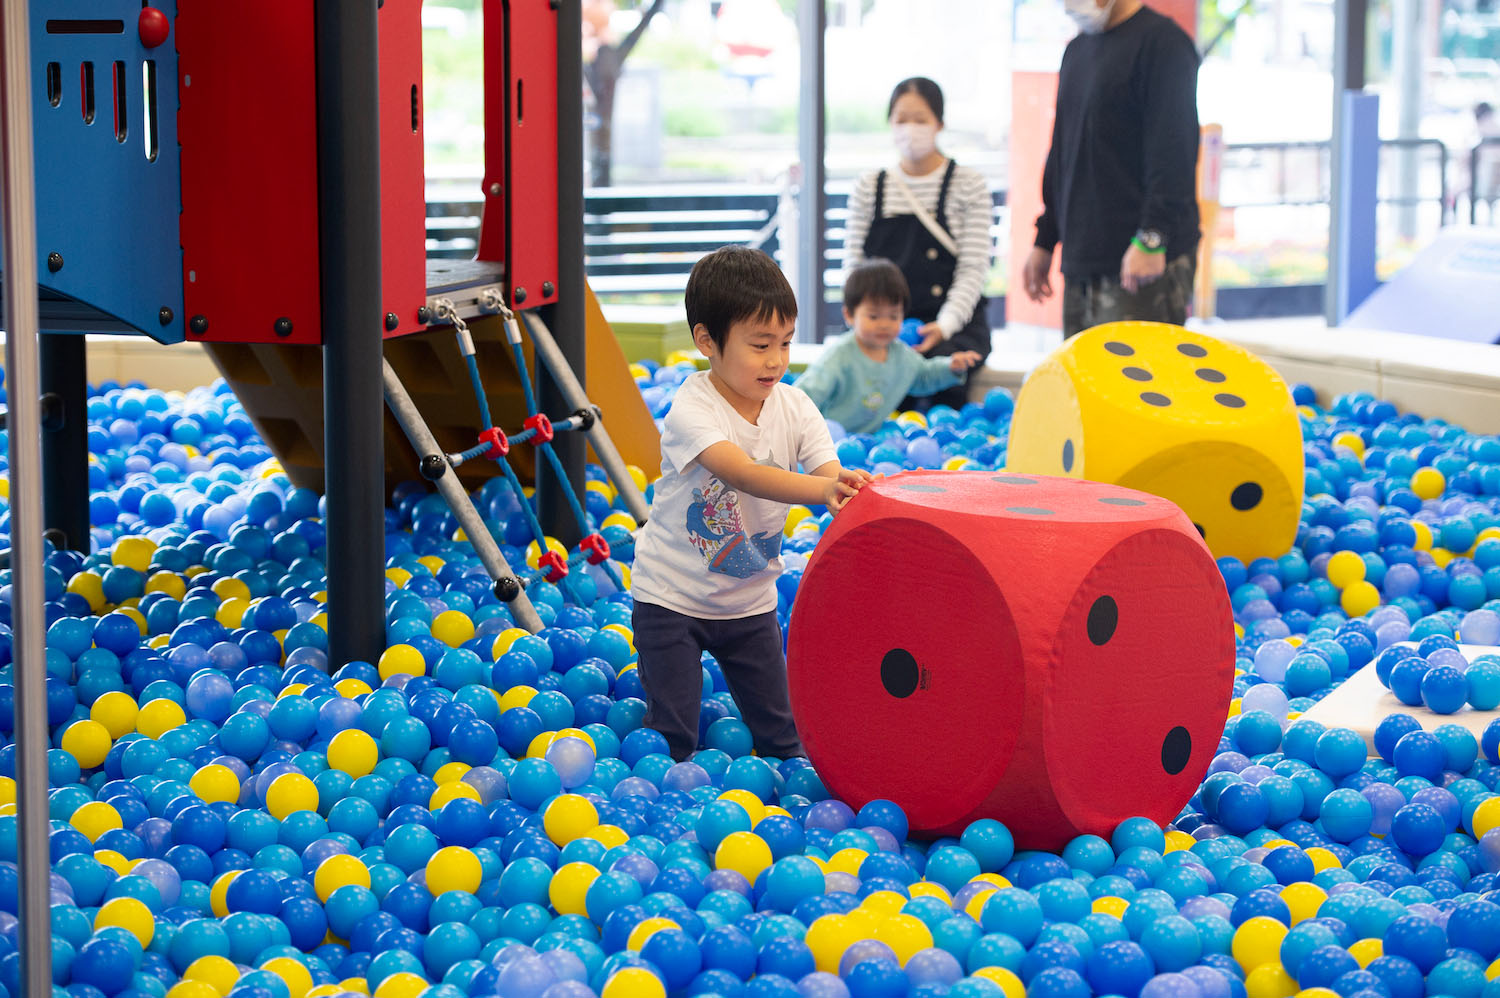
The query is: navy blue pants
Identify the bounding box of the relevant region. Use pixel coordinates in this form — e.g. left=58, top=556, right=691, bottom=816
left=632, top=600, right=805, bottom=763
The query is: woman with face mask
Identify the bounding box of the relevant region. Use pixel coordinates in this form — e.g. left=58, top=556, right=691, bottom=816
left=842, top=77, right=994, bottom=413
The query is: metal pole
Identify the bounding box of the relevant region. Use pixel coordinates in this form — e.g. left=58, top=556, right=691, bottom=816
left=41, top=333, right=90, bottom=552
left=317, top=0, right=386, bottom=669
left=1326, top=0, right=1367, bottom=326
left=796, top=0, right=827, bottom=343
left=519, top=312, right=649, bottom=525
left=382, top=360, right=544, bottom=632
left=0, top=2, right=55, bottom=992
left=1391, top=0, right=1421, bottom=239
left=537, top=0, right=587, bottom=548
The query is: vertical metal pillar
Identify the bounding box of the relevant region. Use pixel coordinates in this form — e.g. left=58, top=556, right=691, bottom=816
left=316, top=0, right=386, bottom=668
left=41, top=333, right=89, bottom=552
left=0, top=2, right=55, bottom=992
left=796, top=0, right=827, bottom=343
left=1325, top=0, right=1368, bottom=326
left=538, top=0, right=586, bottom=548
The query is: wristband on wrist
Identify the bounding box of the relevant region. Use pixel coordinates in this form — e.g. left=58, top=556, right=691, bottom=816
left=1131, top=236, right=1167, bottom=255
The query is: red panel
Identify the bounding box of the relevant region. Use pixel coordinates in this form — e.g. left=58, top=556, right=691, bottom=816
left=480, top=0, right=560, bottom=311
left=379, top=0, right=429, bottom=337
left=177, top=1, right=322, bottom=345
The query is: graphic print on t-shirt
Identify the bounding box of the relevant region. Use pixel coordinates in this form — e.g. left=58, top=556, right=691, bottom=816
left=685, top=476, right=784, bottom=579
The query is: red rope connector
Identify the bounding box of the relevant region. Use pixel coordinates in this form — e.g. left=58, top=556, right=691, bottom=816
left=538, top=550, right=569, bottom=582
left=523, top=413, right=554, bottom=445
left=580, top=533, right=611, bottom=565
left=478, top=427, right=509, bottom=459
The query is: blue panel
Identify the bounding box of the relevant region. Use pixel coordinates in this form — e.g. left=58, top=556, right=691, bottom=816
left=1334, top=91, right=1380, bottom=323
left=26, top=1, right=183, bottom=342
left=1345, top=229, right=1500, bottom=343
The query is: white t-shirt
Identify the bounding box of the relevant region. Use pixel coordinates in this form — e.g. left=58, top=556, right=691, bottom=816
left=631, top=372, right=838, bottom=619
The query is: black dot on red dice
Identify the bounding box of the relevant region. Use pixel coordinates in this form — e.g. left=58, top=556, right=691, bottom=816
left=1162, top=726, right=1192, bottom=774
left=1104, top=341, right=1134, bottom=356
left=1195, top=368, right=1226, bottom=383
left=899, top=484, right=947, bottom=493
left=1087, top=595, right=1117, bottom=645
left=992, top=475, right=1036, bottom=485
left=1006, top=506, right=1054, bottom=516
left=1176, top=343, right=1208, bottom=358
left=1193, top=522, right=1207, bottom=538
left=1098, top=497, right=1146, bottom=506
left=1214, top=393, right=1246, bottom=408
left=1140, top=392, right=1171, bottom=407
left=1231, top=481, right=1263, bottom=510
left=1062, top=440, right=1075, bottom=472
left=880, top=649, right=920, bottom=699
left=1122, top=367, right=1152, bottom=381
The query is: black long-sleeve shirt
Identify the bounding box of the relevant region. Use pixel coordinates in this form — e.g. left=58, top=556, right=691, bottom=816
left=1034, top=7, right=1202, bottom=278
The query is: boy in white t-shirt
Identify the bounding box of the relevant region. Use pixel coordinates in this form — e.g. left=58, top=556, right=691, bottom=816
left=630, top=246, right=874, bottom=761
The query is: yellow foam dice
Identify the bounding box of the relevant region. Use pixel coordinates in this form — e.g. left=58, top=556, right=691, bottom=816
left=1007, top=322, right=1303, bottom=562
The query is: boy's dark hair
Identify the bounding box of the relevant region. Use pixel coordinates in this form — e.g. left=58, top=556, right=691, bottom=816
left=1478, top=102, right=1494, bottom=122
left=843, top=258, right=910, bottom=313
left=888, top=77, right=944, bottom=124
left=684, top=245, right=798, bottom=349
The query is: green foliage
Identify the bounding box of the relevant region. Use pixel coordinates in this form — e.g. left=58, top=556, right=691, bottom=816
left=664, top=105, right=729, bottom=138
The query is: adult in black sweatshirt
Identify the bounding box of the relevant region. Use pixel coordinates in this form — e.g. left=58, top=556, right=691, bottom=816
left=1022, top=0, right=1201, bottom=338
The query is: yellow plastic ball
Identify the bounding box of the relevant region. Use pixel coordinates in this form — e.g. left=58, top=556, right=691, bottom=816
left=875, top=912, right=935, bottom=965
left=428, top=782, right=481, bottom=810
left=963, top=888, right=997, bottom=922
left=95, top=896, right=154, bottom=947
left=784, top=506, right=814, bottom=537
left=1410, top=520, right=1433, bottom=551
left=61, top=720, right=113, bottom=769
left=328, top=729, right=379, bottom=778
left=261, top=957, right=314, bottom=998
left=210, top=871, right=241, bottom=917
left=0, top=778, right=14, bottom=807
left=211, top=577, right=251, bottom=601
left=334, top=678, right=372, bottom=699
left=860, top=890, right=908, bottom=915
left=1469, top=796, right=1500, bottom=839
left=114, top=606, right=148, bottom=635
left=626, top=916, right=682, bottom=951
left=216, top=597, right=250, bottom=629
left=601, top=968, right=666, bottom=998
left=548, top=861, right=601, bottom=917
left=1163, top=830, right=1195, bottom=853
left=1348, top=938, right=1382, bottom=967
left=137, top=697, right=186, bottom=738
left=806, top=914, right=858, bottom=974
left=432, top=610, right=476, bottom=648
left=432, top=762, right=471, bottom=784
left=426, top=846, right=482, bottom=895
left=973, top=967, right=1027, bottom=998
left=1331, top=432, right=1365, bottom=458
left=71, top=801, right=124, bottom=842
left=718, top=789, right=767, bottom=826
left=826, top=848, right=868, bottom=877
left=600, top=511, right=638, bottom=533
left=525, top=537, right=569, bottom=570
left=553, top=728, right=597, bottom=753
left=1245, top=963, right=1297, bottom=998
left=94, top=849, right=133, bottom=875
left=526, top=732, right=558, bottom=759
left=189, top=764, right=242, bottom=805
left=1410, top=467, right=1446, bottom=500
left=1486, top=956, right=1499, bottom=981
left=377, top=644, right=425, bottom=680
left=1340, top=580, right=1381, bottom=617
left=906, top=882, right=953, bottom=905
left=499, top=685, right=539, bottom=712
left=265, top=772, right=318, bottom=820
left=1305, top=847, right=1342, bottom=872
left=626, top=465, right=649, bottom=492
left=585, top=824, right=630, bottom=850
left=1279, top=881, right=1326, bottom=924
left=145, top=570, right=187, bottom=601
left=1093, top=896, right=1130, bottom=919
left=167, top=982, right=220, bottom=998
left=1296, top=990, right=1341, bottom=998
left=385, top=567, right=412, bottom=588
left=1325, top=550, right=1366, bottom=589
left=491, top=627, right=532, bottom=658
left=67, top=571, right=107, bottom=611
left=372, top=973, right=427, bottom=998
left=184, top=955, right=241, bottom=994
left=314, top=854, right=371, bottom=903
left=715, top=831, right=773, bottom=883
left=544, top=794, right=600, bottom=846
left=1233, top=916, right=1290, bottom=974
left=112, top=536, right=157, bottom=572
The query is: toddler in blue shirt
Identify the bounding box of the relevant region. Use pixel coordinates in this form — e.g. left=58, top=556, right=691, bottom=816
left=796, top=258, right=981, bottom=435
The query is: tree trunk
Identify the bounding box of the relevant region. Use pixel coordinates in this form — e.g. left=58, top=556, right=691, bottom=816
left=583, top=0, right=665, bottom=189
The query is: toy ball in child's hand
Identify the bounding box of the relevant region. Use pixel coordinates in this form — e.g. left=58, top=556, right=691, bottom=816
left=899, top=319, right=924, bottom=346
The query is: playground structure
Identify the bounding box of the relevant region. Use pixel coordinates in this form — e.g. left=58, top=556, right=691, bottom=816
left=1, top=2, right=665, bottom=990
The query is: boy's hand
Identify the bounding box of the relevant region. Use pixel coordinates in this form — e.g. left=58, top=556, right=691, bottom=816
left=825, top=467, right=875, bottom=513
left=948, top=351, right=982, bottom=372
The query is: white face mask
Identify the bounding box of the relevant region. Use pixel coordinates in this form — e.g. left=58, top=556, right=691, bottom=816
left=1065, top=0, right=1115, bottom=33
left=892, top=122, right=939, bottom=162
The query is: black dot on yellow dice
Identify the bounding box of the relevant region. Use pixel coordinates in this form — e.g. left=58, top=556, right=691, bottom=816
left=1231, top=481, right=1263, bottom=510
left=1176, top=342, right=1208, bottom=358
left=1140, top=392, right=1171, bottom=407
left=1122, top=367, right=1153, bottom=382
left=1214, top=393, right=1246, bottom=409
left=1195, top=368, right=1226, bottom=383
left=1104, top=341, right=1134, bottom=356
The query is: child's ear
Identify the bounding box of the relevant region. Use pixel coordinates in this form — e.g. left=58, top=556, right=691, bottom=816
left=841, top=307, right=854, bottom=326
left=692, top=323, right=716, bottom=357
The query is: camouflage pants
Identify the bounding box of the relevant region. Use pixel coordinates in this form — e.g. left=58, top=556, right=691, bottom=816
left=1062, top=254, right=1196, bottom=339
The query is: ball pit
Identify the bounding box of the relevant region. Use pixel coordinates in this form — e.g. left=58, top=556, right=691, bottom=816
left=2, top=369, right=1500, bottom=998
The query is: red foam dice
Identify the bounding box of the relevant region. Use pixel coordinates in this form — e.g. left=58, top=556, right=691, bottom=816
left=787, top=469, right=1235, bottom=850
